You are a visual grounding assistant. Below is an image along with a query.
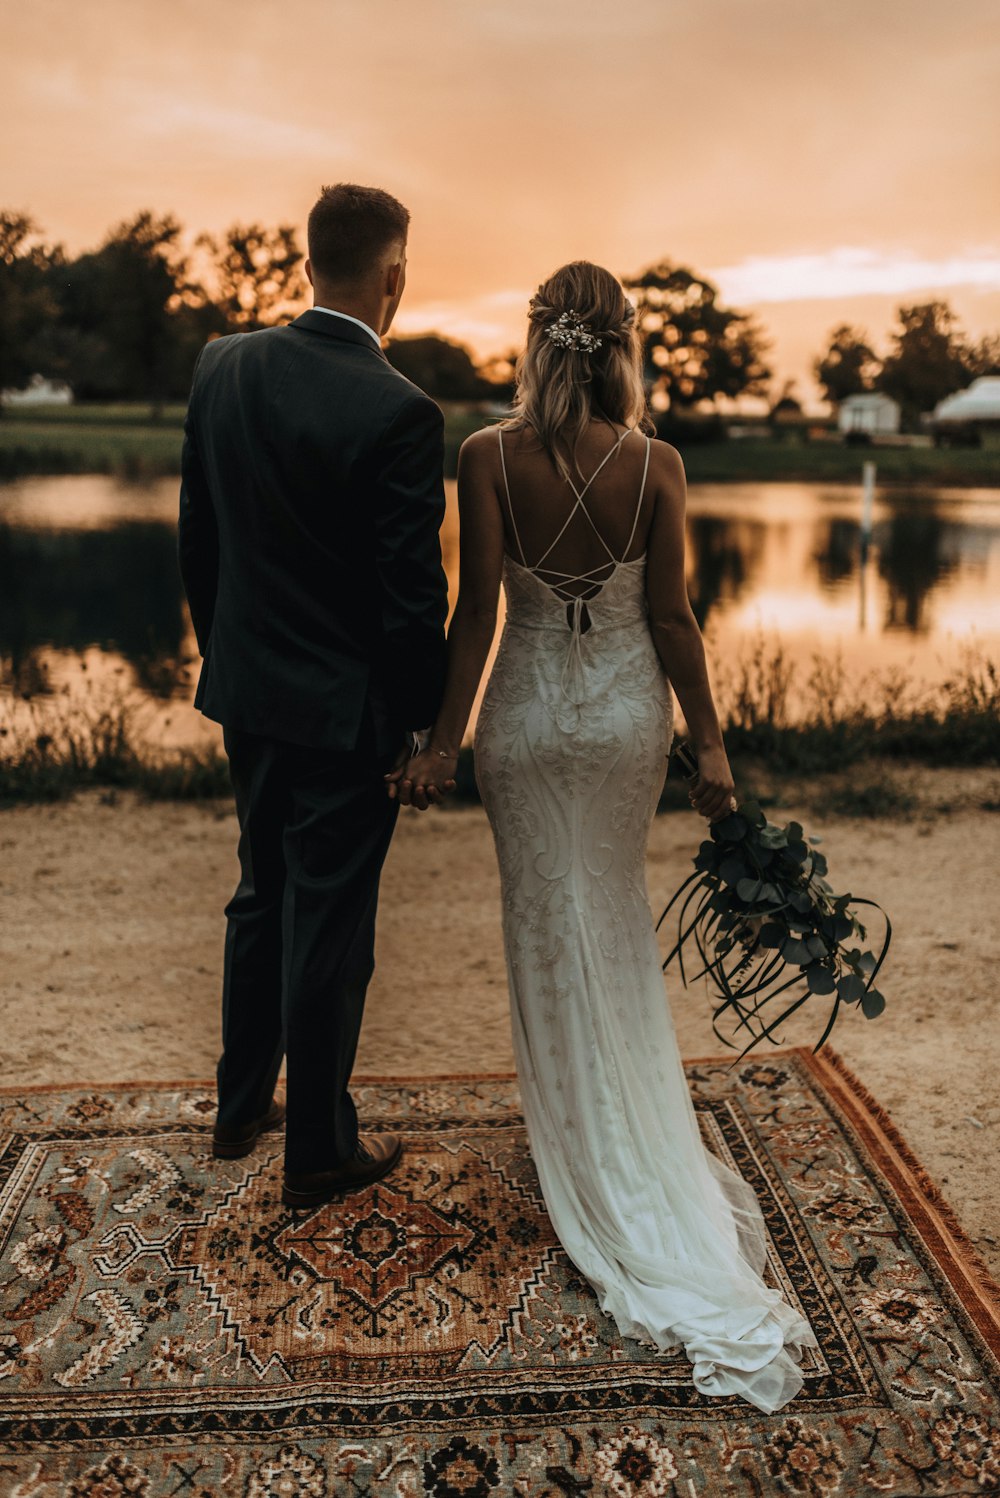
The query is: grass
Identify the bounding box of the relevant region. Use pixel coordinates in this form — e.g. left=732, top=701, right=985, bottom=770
left=2, top=404, right=999, bottom=485
left=2, top=640, right=998, bottom=814
left=680, top=438, right=1000, bottom=487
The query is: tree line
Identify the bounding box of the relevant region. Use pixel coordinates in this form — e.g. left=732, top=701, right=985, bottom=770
left=1, top=208, right=996, bottom=423
left=814, top=306, right=1000, bottom=426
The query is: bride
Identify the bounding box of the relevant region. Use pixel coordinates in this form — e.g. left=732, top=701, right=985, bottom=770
left=390, top=261, right=817, bottom=1412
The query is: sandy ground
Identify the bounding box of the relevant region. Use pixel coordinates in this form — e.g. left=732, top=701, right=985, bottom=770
left=2, top=782, right=999, bottom=1280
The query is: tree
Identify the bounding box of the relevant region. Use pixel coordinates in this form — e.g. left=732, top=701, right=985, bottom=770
left=813, top=324, right=881, bottom=406
left=623, top=261, right=771, bottom=411
left=199, top=223, right=305, bottom=332
left=878, top=300, right=971, bottom=425
left=0, top=212, right=59, bottom=405
left=966, top=332, right=1000, bottom=378
left=50, top=211, right=193, bottom=407
left=384, top=334, right=492, bottom=400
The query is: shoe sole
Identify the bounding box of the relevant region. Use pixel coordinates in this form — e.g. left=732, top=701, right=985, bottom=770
left=212, top=1110, right=286, bottom=1160
left=281, top=1141, right=403, bottom=1208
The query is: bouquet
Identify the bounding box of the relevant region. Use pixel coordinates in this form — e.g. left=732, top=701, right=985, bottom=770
left=657, top=742, right=891, bottom=1059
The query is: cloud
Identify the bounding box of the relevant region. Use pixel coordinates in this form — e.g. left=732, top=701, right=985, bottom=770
left=711, top=249, right=1000, bottom=305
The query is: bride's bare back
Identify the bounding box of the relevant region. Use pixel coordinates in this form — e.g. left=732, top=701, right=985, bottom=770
left=494, top=420, right=655, bottom=600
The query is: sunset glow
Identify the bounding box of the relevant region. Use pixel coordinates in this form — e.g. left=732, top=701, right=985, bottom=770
left=3, top=0, right=998, bottom=394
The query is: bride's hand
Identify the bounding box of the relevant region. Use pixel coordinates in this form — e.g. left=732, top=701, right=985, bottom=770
left=687, top=744, right=737, bottom=823
left=386, top=749, right=458, bottom=810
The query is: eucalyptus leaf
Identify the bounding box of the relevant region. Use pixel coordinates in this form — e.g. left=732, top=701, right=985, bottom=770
left=759, top=824, right=788, bottom=849
left=715, top=813, right=748, bottom=842
left=862, top=988, right=886, bottom=1019
left=785, top=821, right=803, bottom=842
left=759, top=923, right=785, bottom=949
left=719, top=857, right=747, bottom=886
left=837, top=973, right=867, bottom=1002
left=857, top=951, right=877, bottom=976
left=781, top=937, right=813, bottom=966
left=806, top=964, right=836, bottom=995
left=737, top=877, right=763, bottom=902
left=806, top=935, right=828, bottom=959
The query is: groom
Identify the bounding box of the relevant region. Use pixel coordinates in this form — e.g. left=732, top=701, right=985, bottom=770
left=178, top=183, right=449, bottom=1208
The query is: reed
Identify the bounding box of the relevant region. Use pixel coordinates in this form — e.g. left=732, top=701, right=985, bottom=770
left=1, top=641, right=997, bottom=809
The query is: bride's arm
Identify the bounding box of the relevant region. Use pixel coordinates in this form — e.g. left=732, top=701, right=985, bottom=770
left=644, top=442, right=736, bottom=823
left=389, top=431, right=504, bottom=808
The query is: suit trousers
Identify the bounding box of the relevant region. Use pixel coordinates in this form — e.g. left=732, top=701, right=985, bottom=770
left=217, top=724, right=399, bottom=1174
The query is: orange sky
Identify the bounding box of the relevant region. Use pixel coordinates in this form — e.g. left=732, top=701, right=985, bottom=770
left=4, top=0, right=999, bottom=399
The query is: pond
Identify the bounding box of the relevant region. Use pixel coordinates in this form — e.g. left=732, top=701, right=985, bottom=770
left=2, top=474, right=999, bottom=746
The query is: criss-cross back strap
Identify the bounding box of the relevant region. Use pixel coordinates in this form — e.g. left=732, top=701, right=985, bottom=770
left=497, top=426, right=649, bottom=588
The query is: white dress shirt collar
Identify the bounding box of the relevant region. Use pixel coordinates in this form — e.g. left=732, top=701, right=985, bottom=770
left=311, top=305, right=382, bottom=350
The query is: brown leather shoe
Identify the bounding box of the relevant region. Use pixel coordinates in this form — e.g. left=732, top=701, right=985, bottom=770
left=282, top=1132, right=402, bottom=1207
left=212, top=1098, right=286, bottom=1159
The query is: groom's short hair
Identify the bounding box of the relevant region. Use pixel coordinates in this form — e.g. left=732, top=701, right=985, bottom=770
left=308, top=184, right=410, bottom=284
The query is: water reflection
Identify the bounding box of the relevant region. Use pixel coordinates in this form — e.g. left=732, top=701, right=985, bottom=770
left=685, top=514, right=758, bottom=628
left=875, top=502, right=948, bottom=634
left=2, top=475, right=999, bottom=746
left=0, top=520, right=190, bottom=701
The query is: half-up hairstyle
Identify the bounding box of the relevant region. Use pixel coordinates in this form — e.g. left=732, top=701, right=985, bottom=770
left=502, top=260, right=654, bottom=481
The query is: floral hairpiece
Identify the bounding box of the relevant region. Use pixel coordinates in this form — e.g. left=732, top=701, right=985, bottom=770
left=545, top=309, right=603, bottom=353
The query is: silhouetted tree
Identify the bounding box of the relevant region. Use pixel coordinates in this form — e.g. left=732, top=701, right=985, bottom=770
left=966, top=332, right=1000, bottom=378
left=0, top=212, right=60, bottom=406
left=385, top=334, right=492, bottom=400
left=48, top=211, right=193, bottom=408
left=624, top=261, right=771, bottom=411
left=198, top=222, right=305, bottom=331
left=878, top=301, right=971, bottom=426
left=813, top=324, right=881, bottom=406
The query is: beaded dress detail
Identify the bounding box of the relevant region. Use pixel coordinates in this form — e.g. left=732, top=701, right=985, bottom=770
left=474, top=427, right=816, bottom=1412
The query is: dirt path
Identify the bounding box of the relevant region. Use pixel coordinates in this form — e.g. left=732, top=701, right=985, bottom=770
left=3, top=785, right=998, bottom=1277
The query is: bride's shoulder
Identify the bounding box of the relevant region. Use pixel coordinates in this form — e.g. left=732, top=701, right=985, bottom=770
left=645, top=436, right=687, bottom=500
left=457, top=423, right=506, bottom=486
left=460, top=424, right=502, bottom=454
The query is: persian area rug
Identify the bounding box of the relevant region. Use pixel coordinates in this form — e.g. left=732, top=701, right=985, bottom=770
left=1, top=1051, right=998, bottom=1497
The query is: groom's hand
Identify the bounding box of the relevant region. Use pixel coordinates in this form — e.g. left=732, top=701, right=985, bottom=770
left=384, top=738, right=414, bottom=803
left=386, top=746, right=458, bottom=810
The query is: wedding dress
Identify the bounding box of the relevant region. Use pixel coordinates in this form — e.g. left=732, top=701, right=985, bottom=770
left=474, top=426, right=817, bottom=1413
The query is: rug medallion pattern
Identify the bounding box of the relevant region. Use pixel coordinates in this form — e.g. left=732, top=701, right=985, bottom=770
left=1, top=1050, right=997, bottom=1494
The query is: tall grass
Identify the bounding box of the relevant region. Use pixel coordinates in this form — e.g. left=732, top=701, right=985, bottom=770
left=1, top=640, right=997, bottom=809
left=0, top=688, right=229, bottom=805
left=713, top=635, right=1000, bottom=770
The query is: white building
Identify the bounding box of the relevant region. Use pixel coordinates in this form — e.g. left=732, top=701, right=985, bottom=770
left=0, top=374, right=73, bottom=407
left=932, top=376, right=1000, bottom=429
left=837, top=392, right=901, bottom=436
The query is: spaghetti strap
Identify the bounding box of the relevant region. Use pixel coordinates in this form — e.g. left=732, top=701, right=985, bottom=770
left=622, top=435, right=651, bottom=559
left=497, top=428, right=528, bottom=566
left=498, top=425, right=646, bottom=596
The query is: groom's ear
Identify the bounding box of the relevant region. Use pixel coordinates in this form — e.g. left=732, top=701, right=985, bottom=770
left=305, top=257, right=315, bottom=288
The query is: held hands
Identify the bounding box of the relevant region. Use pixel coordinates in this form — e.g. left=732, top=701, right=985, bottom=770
left=384, top=738, right=458, bottom=811
left=687, top=744, right=737, bottom=824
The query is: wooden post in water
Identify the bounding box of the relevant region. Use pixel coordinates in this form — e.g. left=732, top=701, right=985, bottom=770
left=859, top=459, right=876, bottom=629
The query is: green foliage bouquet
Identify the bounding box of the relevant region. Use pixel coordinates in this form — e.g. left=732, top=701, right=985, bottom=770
left=657, top=744, right=891, bottom=1059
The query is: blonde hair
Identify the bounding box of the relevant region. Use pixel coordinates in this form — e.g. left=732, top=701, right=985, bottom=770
left=503, top=261, right=654, bottom=481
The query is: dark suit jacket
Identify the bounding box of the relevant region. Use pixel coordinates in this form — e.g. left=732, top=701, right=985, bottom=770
left=178, top=310, right=449, bottom=753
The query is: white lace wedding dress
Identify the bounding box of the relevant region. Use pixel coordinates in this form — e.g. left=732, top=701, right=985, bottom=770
left=474, top=427, right=817, bottom=1413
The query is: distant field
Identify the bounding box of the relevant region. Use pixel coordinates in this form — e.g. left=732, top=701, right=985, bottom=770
left=1, top=403, right=997, bottom=486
